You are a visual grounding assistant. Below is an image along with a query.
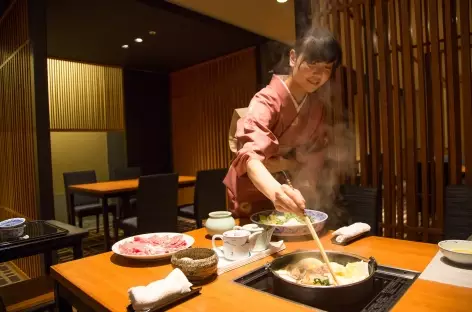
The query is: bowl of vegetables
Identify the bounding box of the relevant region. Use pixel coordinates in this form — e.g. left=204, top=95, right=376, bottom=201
left=250, top=210, right=328, bottom=237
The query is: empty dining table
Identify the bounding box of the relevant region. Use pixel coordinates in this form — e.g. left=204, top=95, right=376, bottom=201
left=68, top=176, right=196, bottom=250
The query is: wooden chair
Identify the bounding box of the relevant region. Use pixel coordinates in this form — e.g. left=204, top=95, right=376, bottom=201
left=63, top=170, right=116, bottom=232
left=444, top=185, right=472, bottom=240
left=338, top=184, right=380, bottom=235
left=112, top=166, right=141, bottom=217
left=0, top=276, right=54, bottom=312
left=178, top=168, right=227, bottom=228
left=111, top=166, right=141, bottom=181
left=115, top=173, right=179, bottom=237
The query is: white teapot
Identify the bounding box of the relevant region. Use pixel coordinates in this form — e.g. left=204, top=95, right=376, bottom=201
left=234, top=223, right=275, bottom=252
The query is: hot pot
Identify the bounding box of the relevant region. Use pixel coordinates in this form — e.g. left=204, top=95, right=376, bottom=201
left=268, top=250, right=377, bottom=309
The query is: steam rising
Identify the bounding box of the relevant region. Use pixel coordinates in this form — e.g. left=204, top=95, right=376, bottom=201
left=290, top=81, right=356, bottom=228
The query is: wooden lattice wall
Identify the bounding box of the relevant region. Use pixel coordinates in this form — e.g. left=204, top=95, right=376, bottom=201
left=311, top=0, right=472, bottom=242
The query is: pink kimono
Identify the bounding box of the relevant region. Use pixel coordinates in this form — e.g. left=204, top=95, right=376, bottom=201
left=223, top=75, right=328, bottom=218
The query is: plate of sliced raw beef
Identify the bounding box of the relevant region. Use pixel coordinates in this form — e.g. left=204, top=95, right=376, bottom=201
left=112, top=233, right=195, bottom=260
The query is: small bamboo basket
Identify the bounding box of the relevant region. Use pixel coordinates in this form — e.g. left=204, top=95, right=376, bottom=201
left=171, top=248, right=218, bottom=283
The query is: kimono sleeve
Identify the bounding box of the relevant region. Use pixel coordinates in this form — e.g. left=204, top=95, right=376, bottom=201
left=232, top=92, right=280, bottom=176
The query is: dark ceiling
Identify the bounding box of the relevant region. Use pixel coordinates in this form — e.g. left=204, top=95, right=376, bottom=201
left=46, top=0, right=267, bottom=72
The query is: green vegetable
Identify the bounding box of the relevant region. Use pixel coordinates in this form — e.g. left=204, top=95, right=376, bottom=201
left=258, top=212, right=315, bottom=225
left=313, top=278, right=330, bottom=286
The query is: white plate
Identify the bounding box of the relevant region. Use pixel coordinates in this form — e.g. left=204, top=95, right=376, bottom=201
left=112, top=232, right=195, bottom=260
left=438, top=240, right=472, bottom=265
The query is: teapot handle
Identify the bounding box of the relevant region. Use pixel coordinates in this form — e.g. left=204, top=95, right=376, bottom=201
left=211, top=234, right=225, bottom=257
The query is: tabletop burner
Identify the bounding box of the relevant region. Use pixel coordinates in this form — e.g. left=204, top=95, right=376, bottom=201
left=234, top=264, right=419, bottom=311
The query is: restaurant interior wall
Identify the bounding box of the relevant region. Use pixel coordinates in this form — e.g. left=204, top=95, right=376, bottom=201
left=122, top=69, right=173, bottom=177
left=170, top=48, right=257, bottom=205
left=47, top=59, right=127, bottom=222
left=50, top=132, right=111, bottom=222
left=0, top=0, right=52, bottom=278
left=310, top=0, right=472, bottom=242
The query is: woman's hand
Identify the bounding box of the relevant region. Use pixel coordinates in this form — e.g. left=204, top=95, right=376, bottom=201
left=246, top=159, right=306, bottom=215
left=273, top=184, right=306, bottom=215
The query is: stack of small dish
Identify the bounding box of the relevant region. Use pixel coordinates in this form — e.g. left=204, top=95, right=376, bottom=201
left=0, top=218, right=26, bottom=240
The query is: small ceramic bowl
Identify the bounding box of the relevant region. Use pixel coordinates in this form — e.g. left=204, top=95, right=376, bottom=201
left=0, top=218, right=26, bottom=240
left=0, top=218, right=25, bottom=228
left=438, top=240, right=472, bottom=265
left=171, top=248, right=218, bottom=283
left=250, top=209, right=328, bottom=237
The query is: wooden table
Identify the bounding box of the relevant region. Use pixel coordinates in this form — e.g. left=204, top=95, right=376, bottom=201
left=68, top=176, right=196, bottom=250
left=0, top=220, right=88, bottom=312
left=51, top=228, right=472, bottom=312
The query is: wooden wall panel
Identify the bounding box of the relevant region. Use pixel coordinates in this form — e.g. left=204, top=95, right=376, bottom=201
left=0, top=0, right=41, bottom=278
left=389, top=0, right=404, bottom=239
left=313, top=0, right=469, bottom=242
left=48, top=59, right=125, bottom=131
left=414, top=0, right=429, bottom=241
left=171, top=48, right=257, bottom=203
left=460, top=0, right=472, bottom=186
left=443, top=0, right=461, bottom=184
left=427, top=0, right=445, bottom=236
left=399, top=0, right=418, bottom=240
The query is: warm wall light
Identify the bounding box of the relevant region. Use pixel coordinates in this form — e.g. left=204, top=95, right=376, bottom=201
left=277, top=0, right=288, bottom=3
left=122, top=45, right=129, bottom=49
left=149, top=31, right=156, bottom=35
left=134, top=38, right=143, bottom=43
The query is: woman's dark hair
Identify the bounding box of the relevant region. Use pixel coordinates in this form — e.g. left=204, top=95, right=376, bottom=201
left=271, top=27, right=342, bottom=77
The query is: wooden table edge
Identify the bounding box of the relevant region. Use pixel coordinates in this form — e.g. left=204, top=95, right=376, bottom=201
left=51, top=268, right=108, bottom=312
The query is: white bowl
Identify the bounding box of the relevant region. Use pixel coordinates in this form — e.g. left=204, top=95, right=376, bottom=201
left=250, top=209, right=328, bottom=237
left=438, top=240, right=472, bottom=265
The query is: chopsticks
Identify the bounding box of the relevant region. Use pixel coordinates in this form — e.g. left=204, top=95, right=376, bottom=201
left=282, top=172, right=340, bottom=286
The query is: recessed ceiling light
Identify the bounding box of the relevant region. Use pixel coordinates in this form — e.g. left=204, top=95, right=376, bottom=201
left=277, top=0, right=288, bottom=3
left=121, top=45, right=129, bottom=49
left=134, top=38, right=143, bottom=43
left=149, top=31, right=156, bottom=35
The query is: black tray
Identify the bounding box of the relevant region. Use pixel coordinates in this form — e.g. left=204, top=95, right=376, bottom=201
left=127, top=287, right=202, bottom=312
left=0, top=220, right=69, bottom=247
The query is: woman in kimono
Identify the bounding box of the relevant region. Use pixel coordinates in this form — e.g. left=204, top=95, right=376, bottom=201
left=224, top=27, right=342, bottom=219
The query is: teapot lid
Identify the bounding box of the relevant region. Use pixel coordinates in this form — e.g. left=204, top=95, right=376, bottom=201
left=242, top=223, right=264, bottom=231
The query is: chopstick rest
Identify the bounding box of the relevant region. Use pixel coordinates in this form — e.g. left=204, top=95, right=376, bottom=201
left=331, top=223, right=371, bottom=245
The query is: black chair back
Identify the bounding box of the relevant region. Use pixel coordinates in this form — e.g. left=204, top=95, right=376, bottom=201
left=63, top=170, right=99, bottom=206
left=136, top=173, right=179, bottom=233
left=339, top=184, right=380, bottom=235
left=444, top=185, right=472, bottom=240
left=112, top=167, right=142, bottom=181
left=194, top=168, right=228, bottom=228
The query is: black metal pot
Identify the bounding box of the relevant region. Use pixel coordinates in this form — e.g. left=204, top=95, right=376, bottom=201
left=268, top=251, right=377, bottom=310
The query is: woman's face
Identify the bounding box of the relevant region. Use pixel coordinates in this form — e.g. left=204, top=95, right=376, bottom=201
left=290, top=50, right=334, bottom=93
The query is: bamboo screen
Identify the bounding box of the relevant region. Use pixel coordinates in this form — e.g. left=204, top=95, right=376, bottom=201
left=312, top=0, right=471, bottom=242
left=48, top=59, right=125, bottom=131
left=0, top=0, right=41, bottom=278
left=170, top=48, right=257, bottom=204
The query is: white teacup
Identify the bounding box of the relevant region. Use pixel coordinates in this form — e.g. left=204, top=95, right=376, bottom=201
left=211, top=229, right=261, bottom=261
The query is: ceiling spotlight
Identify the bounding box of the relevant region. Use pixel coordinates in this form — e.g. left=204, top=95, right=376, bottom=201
left=134, top=38, right=143, bottom=43
left=121, top=45, right=129, bottom=49
left=149, top=31, right=156, bottom=35
left=277, top=0, right=288, bottom=3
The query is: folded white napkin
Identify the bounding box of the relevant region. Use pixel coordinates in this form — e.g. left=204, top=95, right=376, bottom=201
left=332, top=222, right=371, bottom=243
left=128, top=268, right=193, bottom=311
